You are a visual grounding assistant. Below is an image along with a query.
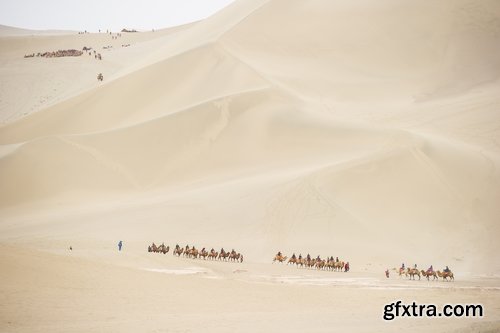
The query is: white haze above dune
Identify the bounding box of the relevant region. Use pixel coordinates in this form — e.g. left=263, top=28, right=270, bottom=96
left=0, top=0, right=235, bottom=32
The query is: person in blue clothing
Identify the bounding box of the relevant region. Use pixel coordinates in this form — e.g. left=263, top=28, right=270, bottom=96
left=118, top=240, right=123, bottom=251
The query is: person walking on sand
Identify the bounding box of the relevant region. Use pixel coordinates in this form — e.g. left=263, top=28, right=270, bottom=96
left=118, top=240, right=123, bottom=251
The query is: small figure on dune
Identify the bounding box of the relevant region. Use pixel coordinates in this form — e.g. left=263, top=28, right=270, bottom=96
left=118, top=240, right=123, bottom=251
left=97, top=73, right=103, bottom=81
left=385, top=268, right=389, bottom=278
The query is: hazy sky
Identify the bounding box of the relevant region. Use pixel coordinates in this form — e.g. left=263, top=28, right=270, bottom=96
left=0, top=0, right=235, bottom=32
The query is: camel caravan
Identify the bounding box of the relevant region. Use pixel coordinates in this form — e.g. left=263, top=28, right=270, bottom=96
left=173, top=245, right=243, bottom=263
left=24, top=49, right=84, bottom=58
left=273, top=252, right=350, bottom=272
left=148, top=242, right=169, bottom=254
left=148, top=243, right=243, bottom=263
left=395, top=264, right=455, bottom=282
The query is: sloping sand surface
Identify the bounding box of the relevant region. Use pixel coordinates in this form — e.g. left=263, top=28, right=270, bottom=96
left=1, top=0, right=500, bottom=331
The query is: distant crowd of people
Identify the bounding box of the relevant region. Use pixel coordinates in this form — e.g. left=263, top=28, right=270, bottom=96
left=25, top=29, right=136, bottom=59
left=82, top=47, right=102, bottom=60
left=24, top=49, right=83, bottom=58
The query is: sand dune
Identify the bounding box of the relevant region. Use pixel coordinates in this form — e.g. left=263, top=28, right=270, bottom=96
left=1, top=0, right=499, bottom=271
left=1, top=0, right=500, bottom=331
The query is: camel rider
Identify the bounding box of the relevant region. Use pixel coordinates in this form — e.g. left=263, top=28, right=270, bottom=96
left=291, top=253, right=296, bottom=259
left=414, top=264, right=417, bottom=269
left=427, top=265, right=433, bottom=273
left=277, top=251, right=282, bottom=257
left=316, top=255, right=321, bottom=261
left=298, top=254, right=302, bottom=260
left=307, top=254, right=311, bottom=260
left=336, top=257, right=339, bottom=262
left=444, top=266, right=450, bottom=273
left=401, top=263, right=405, bottom=270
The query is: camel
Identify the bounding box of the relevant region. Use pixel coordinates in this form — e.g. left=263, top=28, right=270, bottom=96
left=315, top=260, right=326, bottom=270
left=273, top=254, right=288, bottom=263
left=208, top=250, right=218, bottom=260
left=188, top=248, right=199, bottom=259
left=183, top=245, right=190, bottom=257
left=305, top=258, right=315, bottom=268
left=218, top=250, right=230, bottom=261
left=149, top=242, right=158, bottom=253
left=173, top=247, right=184, bottom=257
left=406, top=268, right=421, bottom=280
left=199, top=248, right=208, bottom=260
left=296, top=258, right=305, bottom=268
left=437, top=270, right=454, bottom=281
left=421, top=270, right=437, bottom=281
left=287, top=257, right=297, bottom=265
left=229, top=252, right=237, bottom=262
left=157, top=243, right=169, bottom=254
left=333, top=261, right=344, bottom=272
left=229, top=252, right=243, bottom=263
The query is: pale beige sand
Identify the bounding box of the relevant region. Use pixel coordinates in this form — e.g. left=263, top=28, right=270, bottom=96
left=1, top=0, right=500, bottom=331
left=1, top=244, right=499, bottom=333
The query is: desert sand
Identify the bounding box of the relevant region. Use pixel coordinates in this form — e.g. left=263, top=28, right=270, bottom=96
left=1, top=0, right=500, bottom=332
